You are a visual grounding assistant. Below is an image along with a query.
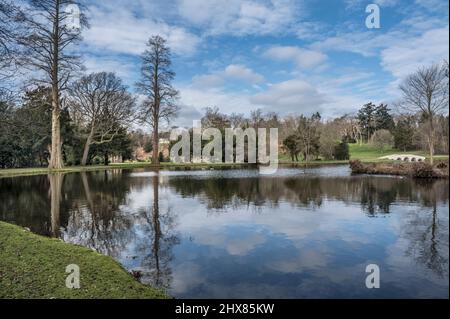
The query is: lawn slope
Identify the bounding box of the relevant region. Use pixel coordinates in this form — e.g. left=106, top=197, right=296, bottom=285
left=0, top=222, right=168, bottom=299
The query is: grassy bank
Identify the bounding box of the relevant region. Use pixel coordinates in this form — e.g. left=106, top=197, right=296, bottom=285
left=0, top=222, right=168, bottom=299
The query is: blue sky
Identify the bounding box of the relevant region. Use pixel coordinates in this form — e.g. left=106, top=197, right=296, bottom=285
left=79, top=0, right=449, bottom=126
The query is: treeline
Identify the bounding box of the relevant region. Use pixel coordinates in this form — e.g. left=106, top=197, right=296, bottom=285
left=194, top=105, right=448, bottom=164
left=0, top=86, right=134, bottom=168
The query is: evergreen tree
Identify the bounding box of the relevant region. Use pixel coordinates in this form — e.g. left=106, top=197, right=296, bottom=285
left=393, top=116, right=416, bottom=151
left=375, top=104, right=395, bottom=132
left=358, top=103, right=377, bottom=142
left=334, top=142, right=350, bottom=160
left=0, top=87, right=78, bottom=168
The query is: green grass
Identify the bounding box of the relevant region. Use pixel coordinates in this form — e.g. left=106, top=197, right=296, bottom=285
left=0, top=221, right=169, bottom=299
left=280, top=144, right=449, bottom=164
left=349, top=144, right=423, bottom=160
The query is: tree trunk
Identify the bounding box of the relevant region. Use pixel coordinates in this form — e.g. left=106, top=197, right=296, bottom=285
left=152, top=121, right=159, bottom=165
left=49, top=101, right=63, bottom=169
left=48, top=2, right=63, bottom=170
left=429, top=116, right=435, bottom=165
left=104, top=151, right=109, bottom=166
left=81, top=126, right=95, bottom=166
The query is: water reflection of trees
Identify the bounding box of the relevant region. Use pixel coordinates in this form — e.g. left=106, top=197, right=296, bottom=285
left=0, top=170, right=447, bottom=284
left=0, top=170, right=180, bottom=290
left=62, top=172, right=179, bottom=291
left=0, top=173, right=73, bottom=235
left=168, top=176, right=448, bottom=213
left=49, top=173, right=64, bottom=237
left=402, top=180, right=449, bottom=277
left=134, top=175, right=179, bottom=290
left=61, top=171, right=134, bottom=257
left=168, top=175, right=449, bottom=277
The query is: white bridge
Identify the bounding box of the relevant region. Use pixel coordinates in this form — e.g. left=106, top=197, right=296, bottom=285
left=379, top=154, right=426, bottom=162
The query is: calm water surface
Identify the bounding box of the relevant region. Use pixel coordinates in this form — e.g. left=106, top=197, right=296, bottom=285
left=0, top=165, right=448, bottom=298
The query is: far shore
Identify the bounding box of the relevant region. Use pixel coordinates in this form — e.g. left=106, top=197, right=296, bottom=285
left=1, top=155, right=449, bottom=179
left=1, top=144, right=448, bottom=179
left=0, top=161, right=347, bottom=179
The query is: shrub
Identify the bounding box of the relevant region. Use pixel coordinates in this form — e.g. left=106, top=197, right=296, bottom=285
left=334, top=142, right=350, bottom=160
left=413, top=163, right=435, bottom=178
left=436, top=162, right=448, bottom=169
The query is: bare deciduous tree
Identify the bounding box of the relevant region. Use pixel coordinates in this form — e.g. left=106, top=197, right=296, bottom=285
left=0, top=0, right=21, bottom=82
left=136, top=35, right=179, bottom=165
left=68, top=72, right=136, bottom=166
left=0, top=1, right=13, bottom=60
left=399, top=63, right=448, bottom=164
left=371, top=129, right=394, bottom=153
left=18, top=0, right=88, bottom=169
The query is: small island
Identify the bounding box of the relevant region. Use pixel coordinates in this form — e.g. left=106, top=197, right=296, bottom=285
left=350, top=159, right=449, bottom=179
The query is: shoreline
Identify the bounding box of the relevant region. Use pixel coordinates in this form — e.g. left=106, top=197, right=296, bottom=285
left=0, top=162, right=256, bottom=179
left=1, top=156, right=449, bottom=179
left=0, top=161, right=352, bottom=179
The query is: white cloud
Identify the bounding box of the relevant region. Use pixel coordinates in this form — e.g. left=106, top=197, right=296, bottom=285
left=192, top=74, right=226, bottom=89
left=264, top=46, right=327, bottom=69
left=295, top=22, right=327, bottom=41
left=251, top=79, right=328, bottom=115
left=310, top=19, right=449, bottom=93
left=178, top=85, right=254, bottom=117
left=83, top=55, right=137, bottom=85
left=310, top=31, right=405, bottom=57
left=84, top=2, right=201, bottom=56
left=184, top=71, right=381, bottom=121
left=415, top=0, right=449, bottom=12
left=224, top=64, right=265, bottom=83
left=345, top=0, right=399, bottom=10
left=192, top=64, right=264, bottom=89
left=375, top=0, right=399, bottom=5
left=177, top=0, right=301, bottom=36
left=177, top=76, right=331, bottom=124
left=380, top=27, right=449, bottom=80
left=175, top=104, right=204, bottom=127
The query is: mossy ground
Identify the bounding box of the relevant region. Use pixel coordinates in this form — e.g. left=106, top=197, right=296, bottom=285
left=0, top=222, right=168, bottom=299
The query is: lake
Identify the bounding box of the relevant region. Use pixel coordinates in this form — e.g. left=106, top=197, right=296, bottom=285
left=0, top=165, right=448, bottom=298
